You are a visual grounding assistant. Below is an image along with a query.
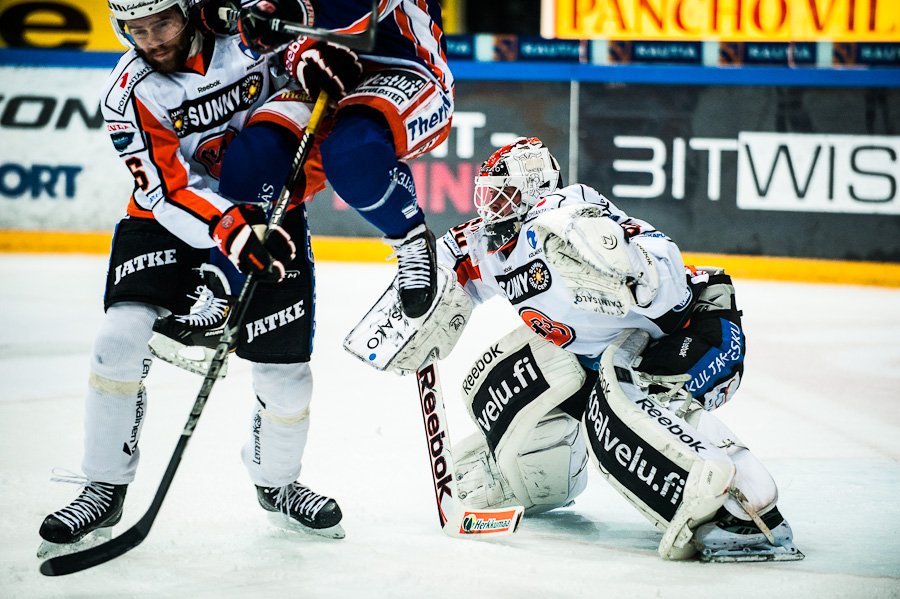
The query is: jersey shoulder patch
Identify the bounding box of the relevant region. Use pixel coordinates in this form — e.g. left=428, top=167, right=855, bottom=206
left=104, top=52, right=155, bottom=117
left=442, top=217, right=481, bottom=257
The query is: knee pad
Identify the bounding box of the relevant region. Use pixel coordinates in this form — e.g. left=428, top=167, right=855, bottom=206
left=91, top=302, right=159, bottom=382
left=251, top=361, right=313, bottom=417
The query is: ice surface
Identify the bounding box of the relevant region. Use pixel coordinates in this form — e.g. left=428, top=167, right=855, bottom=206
left=1, top=254, right=899, bottom=598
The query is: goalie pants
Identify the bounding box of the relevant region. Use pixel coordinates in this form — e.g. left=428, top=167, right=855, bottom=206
left=82, top=214, right=318, bottom=487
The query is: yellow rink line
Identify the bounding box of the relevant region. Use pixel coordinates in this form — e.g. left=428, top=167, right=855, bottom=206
left=2, top=230, right=899, bottom=287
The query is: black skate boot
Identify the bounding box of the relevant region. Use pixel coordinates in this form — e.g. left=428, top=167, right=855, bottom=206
left=38, top=478, right=127, bottom=557
left=256, top=482, right=344, bottom=539
left=384, top=224, right=437, bottom=319
left=149, top=264, right=235, bottom=376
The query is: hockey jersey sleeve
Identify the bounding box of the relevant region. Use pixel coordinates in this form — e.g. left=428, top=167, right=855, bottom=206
left=101, top=57, right=234, bottom=249
left=437, top=219, right=497, bottom=306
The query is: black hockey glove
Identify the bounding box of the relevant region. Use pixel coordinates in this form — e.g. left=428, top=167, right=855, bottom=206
left=192, top=0, right=239, bottom=36
left=211, top=204, right=297, bottom=282
left=286, top=40, right=363, bottom=99
left=238, top=0, right=311, bottom=54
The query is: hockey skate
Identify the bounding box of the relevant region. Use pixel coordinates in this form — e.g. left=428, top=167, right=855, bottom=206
left=37, top=474, right=127, bottom=558
left=692, top=506, right=805, bottom=562
left=385, top=224, right=438, bottom=319
left=256, top=482, right=345, bottom=539
left=149, top=264, right=235, bottom=377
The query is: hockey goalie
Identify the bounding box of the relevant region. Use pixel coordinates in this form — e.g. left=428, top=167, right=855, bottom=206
left=345, top=137, right=804, bottom=562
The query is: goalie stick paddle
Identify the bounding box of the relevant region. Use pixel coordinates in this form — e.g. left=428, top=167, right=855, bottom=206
left=416, top=353, right=524, bottom=537
left=219, top=0, right=378, bottom=52
left=39, top=92, right=333, bottom=577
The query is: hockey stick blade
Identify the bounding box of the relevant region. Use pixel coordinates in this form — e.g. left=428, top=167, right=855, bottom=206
left=40, top=93, right=333, bottom=576
left=442, top=505, right=524, bottom=537
left=219, top=0, right=378, bottom=52
left=417, top=354, right=525, bottom=538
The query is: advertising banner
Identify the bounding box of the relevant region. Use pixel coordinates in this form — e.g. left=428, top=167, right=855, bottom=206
left=576, top=84, right=900, bottom=261
left=3, top=64, right=899, bottom=262
left=553, top=0, right=900, bottom=42
left=0, top=0, right=125, bottom=50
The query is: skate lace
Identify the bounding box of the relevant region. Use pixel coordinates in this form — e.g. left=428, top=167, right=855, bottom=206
left=275, top=483, right=329, bottom=520
left=49, top=469, right=115, bottom=532
left=175, top=285, right=230, bottom=327
left=388, top=237, right=432, bottom=291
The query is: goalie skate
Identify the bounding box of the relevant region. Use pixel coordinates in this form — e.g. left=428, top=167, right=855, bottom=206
left=693, top=506, right=804, bottom=562
left=148, top=264, right=234, bottom=377
left=37, top=476, right=127, bottom=558
left=257, top=482, right=345, bottom=539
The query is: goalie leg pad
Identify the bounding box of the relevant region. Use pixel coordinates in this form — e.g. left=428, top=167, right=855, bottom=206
left=459, top=326, right=590, bottom=514
left=584, top=329, right=736, bottom=560
left=343, top=263, right=472, bottom=374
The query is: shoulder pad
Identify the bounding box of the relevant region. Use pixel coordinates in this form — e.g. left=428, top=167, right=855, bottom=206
left=103, top=52, right=155, bottom=117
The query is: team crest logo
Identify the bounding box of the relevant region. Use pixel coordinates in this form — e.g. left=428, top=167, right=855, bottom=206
left=195, top=128, right=238, bottom=179
left=518, top=307, right=575, bottom=348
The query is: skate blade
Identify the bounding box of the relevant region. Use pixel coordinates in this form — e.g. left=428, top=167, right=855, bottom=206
left=36, top=527, right=112, bottom=559
left=265, top=512, right=346, bottom=540
left=699, top=543, right=805, bottom=563
left=148, top=334, right=228, bottom=378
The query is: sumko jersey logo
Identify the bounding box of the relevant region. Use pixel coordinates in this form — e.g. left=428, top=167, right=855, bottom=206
left=495, top=259, right=552, bottom=304
left=169, top=73, right=263, bottom=138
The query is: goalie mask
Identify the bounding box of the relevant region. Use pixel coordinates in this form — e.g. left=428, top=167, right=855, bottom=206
left=109, top=0, right=191, bottom=50
left=474, top=138, right=562, bottom=251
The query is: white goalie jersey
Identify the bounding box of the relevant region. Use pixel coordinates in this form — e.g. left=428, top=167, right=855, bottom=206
left=436, top=184, right=693, bottom=361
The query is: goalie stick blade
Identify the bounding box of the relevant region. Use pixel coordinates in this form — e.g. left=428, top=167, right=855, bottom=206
left=39, top=522, right=148, bottom=576
left=442, top=506, right=525, bottom=538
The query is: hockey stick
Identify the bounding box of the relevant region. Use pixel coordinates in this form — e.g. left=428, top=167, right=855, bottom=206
left=417, top=352, right=524, bottom=537
left=39, top=92, right=333, bottom=577
left=218, top=0, right=378, bottom=52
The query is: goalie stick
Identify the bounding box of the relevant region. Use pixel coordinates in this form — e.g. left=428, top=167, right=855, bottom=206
left=39, top=91, right=335, bottom=577
left=417, top=352, right=524, bottom=537
left=218, top=0, right=378, bottom=51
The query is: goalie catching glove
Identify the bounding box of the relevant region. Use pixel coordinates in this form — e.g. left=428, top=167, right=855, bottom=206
left=533, top=205, right=660, bottom=317
left=211, top=204, right=296, bottom=283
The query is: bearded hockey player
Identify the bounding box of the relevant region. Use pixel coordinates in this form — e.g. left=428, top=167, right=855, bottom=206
left=37, top=0, right=345, bottom=557
left=234, top=0, right=454, bottom=318
left=347, top=138, right=804, bottom=562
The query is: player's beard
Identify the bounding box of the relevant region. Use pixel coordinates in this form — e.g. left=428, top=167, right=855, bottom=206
left=138, top=28, right=193, bottom=74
